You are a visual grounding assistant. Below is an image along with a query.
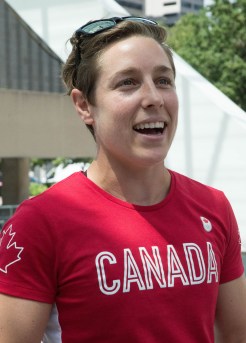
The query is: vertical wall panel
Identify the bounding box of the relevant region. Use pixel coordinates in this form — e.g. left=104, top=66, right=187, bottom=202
left=0, top=1, right=6, bottom=87
left=8, top=7, right=19, bottom=89
left=19, top=26, right=30, bottom=90
left=0, top=0, right=65, bottom=93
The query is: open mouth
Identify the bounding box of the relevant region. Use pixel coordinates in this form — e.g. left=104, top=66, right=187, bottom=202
left=133, top=122, right=165, bottom=135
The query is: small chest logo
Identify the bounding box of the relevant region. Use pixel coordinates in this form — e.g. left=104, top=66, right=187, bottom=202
left=200, top=217, right=212, bottom=232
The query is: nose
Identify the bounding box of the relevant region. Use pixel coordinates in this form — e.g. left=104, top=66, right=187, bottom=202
left=140, top=81, right=164, bottom=109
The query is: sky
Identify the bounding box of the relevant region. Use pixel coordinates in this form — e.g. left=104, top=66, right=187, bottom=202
left=6, top=0, right=215, bottom=61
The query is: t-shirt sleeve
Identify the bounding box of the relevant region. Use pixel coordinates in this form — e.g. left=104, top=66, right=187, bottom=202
left=219, top=194, right=244, bottom=284
left=0, top=199, right=56, bottom=303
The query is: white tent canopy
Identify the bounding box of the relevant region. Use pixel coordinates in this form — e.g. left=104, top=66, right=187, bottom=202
left=6, top=0, right=129, bottom=61
left=6, top=0, right=246, bottom=249
left=168, top=54, right=246, bottom=250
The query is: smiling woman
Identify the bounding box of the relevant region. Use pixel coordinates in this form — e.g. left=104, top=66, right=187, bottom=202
left=71, top=34, right=178, bottom=173
left=0, top=15, right=246, bottom=343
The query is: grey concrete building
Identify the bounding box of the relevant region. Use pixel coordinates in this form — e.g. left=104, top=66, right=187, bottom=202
left=115, top=0, right=204, bottom=25
left=0, top=0, right=64, bottom=92
left=0, top=0, right=95, bottom=205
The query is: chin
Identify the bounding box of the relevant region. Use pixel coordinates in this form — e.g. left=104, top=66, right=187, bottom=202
left=133, top=153, right=167, bottom=168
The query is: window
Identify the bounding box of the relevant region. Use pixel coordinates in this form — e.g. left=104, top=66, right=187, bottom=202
left=163, top=1, right=177, bottom=6
left=116, top=0, right=143, bottom=10
left=182, top=2, right=192, bottom=8
left=194, top=4, right=202, bottom=10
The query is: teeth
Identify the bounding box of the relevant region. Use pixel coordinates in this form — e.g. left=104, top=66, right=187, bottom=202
left=134, top=122, right=165, bottom=130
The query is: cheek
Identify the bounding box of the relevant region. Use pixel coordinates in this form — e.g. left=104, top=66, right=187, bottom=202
left=100, top=98, right=135, bottom=126
left=92, top=107, right=123, bottom=139
left=167, top=93, right=179, bottom=118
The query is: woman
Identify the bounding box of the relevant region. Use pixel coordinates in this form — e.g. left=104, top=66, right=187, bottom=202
left=0, top=16, right=245, bottom=343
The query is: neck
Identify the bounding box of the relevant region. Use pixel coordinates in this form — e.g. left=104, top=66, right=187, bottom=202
left=87, top=160, right=171, bottom=206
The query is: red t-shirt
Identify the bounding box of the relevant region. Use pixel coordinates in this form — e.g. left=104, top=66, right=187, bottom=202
left=0, top=170, right=244, bottom=342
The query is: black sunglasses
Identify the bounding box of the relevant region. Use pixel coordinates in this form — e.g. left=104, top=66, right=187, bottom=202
left=75, top=16, right=157, bottom=36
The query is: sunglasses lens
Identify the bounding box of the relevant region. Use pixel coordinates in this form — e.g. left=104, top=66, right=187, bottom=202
left=82, top=20, right=115, bottom=34
left=127, top=17, right=156, bottom=25
left=76, top=17, right=157, bottom=36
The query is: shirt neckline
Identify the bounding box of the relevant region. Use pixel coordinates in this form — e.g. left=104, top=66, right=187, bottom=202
left=80, top=169, right=176, bottom=212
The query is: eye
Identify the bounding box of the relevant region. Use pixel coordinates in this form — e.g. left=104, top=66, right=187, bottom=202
left=122, top=79, right=134, bottom=85
left=118, top=78, right=137, bottom=87
left=157, top=77, right=173, bottom=87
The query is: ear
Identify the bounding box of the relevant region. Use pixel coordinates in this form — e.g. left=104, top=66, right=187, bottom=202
left=71, top=89, right=94, bottom=125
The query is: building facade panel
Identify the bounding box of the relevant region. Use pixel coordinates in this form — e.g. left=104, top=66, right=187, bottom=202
left=115, top=0, right=144, bottom=16
left=0, top=0, right=64, bottom=93
left=115, top=0, right=203, bottom=25
left=0, top=1, right=8, bottom=87
left=146, top=0, right=181, bottom=17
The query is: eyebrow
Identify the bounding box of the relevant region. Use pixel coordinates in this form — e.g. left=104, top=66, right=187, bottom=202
left=153, top=65, right=174, bottom=75
left=109, top=65, right=174, bottom=83
left=108, top=68, right=139, bottom=82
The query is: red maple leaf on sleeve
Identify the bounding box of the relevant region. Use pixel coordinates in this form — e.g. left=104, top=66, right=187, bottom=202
left=0, top=224, right=24, bottom=274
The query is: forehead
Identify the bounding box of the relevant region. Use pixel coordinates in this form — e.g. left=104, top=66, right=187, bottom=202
left=97, top=35, right=173, bottom=76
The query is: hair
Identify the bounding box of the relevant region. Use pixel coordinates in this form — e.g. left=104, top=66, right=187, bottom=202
left=62, top=19, right=176, bottom=138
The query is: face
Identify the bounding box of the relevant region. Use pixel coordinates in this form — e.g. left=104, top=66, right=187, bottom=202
left=75, top=35, right=178, bottom=170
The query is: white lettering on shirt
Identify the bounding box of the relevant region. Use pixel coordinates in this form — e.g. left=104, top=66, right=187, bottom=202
left=123, top=249, right=146, bottom=292
left=95, top=251, right=121, bottom=295
left=183, top=243, right=206, bottom=285
left=139, top=246, right=166, bottom=289
left=95, top=242, right=219, bottom=295
left=207, top=242, right=219, bottom=283
left=167, top=245, right=189, bottom=287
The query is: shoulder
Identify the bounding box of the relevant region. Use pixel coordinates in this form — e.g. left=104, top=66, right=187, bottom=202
left=170, top=169, right=226, bottom=203
left=169, top=170, right=234, bottom=226
left=26, top=171, right=86, bottom=206
left=4, top=172, right=88, bottom=229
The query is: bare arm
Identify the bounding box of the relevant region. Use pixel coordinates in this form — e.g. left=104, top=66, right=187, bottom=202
left=215, top=274, right=246, bottom=343
left=0, top=294, right=52, bottom=343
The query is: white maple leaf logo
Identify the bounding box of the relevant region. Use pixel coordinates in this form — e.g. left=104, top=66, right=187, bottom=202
left=0, top=224, right=24, bottom=273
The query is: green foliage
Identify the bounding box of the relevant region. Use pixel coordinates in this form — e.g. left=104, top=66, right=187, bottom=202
left=29, top=182, right=48, bottom=196
left=30, top=158, right=51, bottom=168
left=168, top=0, right=246, bottom=110
left=51, top=157, right=93, bottom=167
left=31, top=157, right=93, bottom=169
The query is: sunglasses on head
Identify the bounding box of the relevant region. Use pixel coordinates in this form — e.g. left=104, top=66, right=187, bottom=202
left=75, top=16, right=157, bottom=36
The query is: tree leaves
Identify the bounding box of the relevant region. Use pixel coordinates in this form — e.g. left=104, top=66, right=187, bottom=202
left=168, top=0, right=246, bottom=110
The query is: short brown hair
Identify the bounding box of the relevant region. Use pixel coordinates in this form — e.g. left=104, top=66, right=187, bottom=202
left=62, top=19, right=176, bottom=137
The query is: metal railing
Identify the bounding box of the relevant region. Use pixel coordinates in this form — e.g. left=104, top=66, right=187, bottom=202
left=0, top=205, right=19, bottom=230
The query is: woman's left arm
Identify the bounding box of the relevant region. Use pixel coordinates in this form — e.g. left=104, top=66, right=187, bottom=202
left=215, top=274, right=246, bottom=343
